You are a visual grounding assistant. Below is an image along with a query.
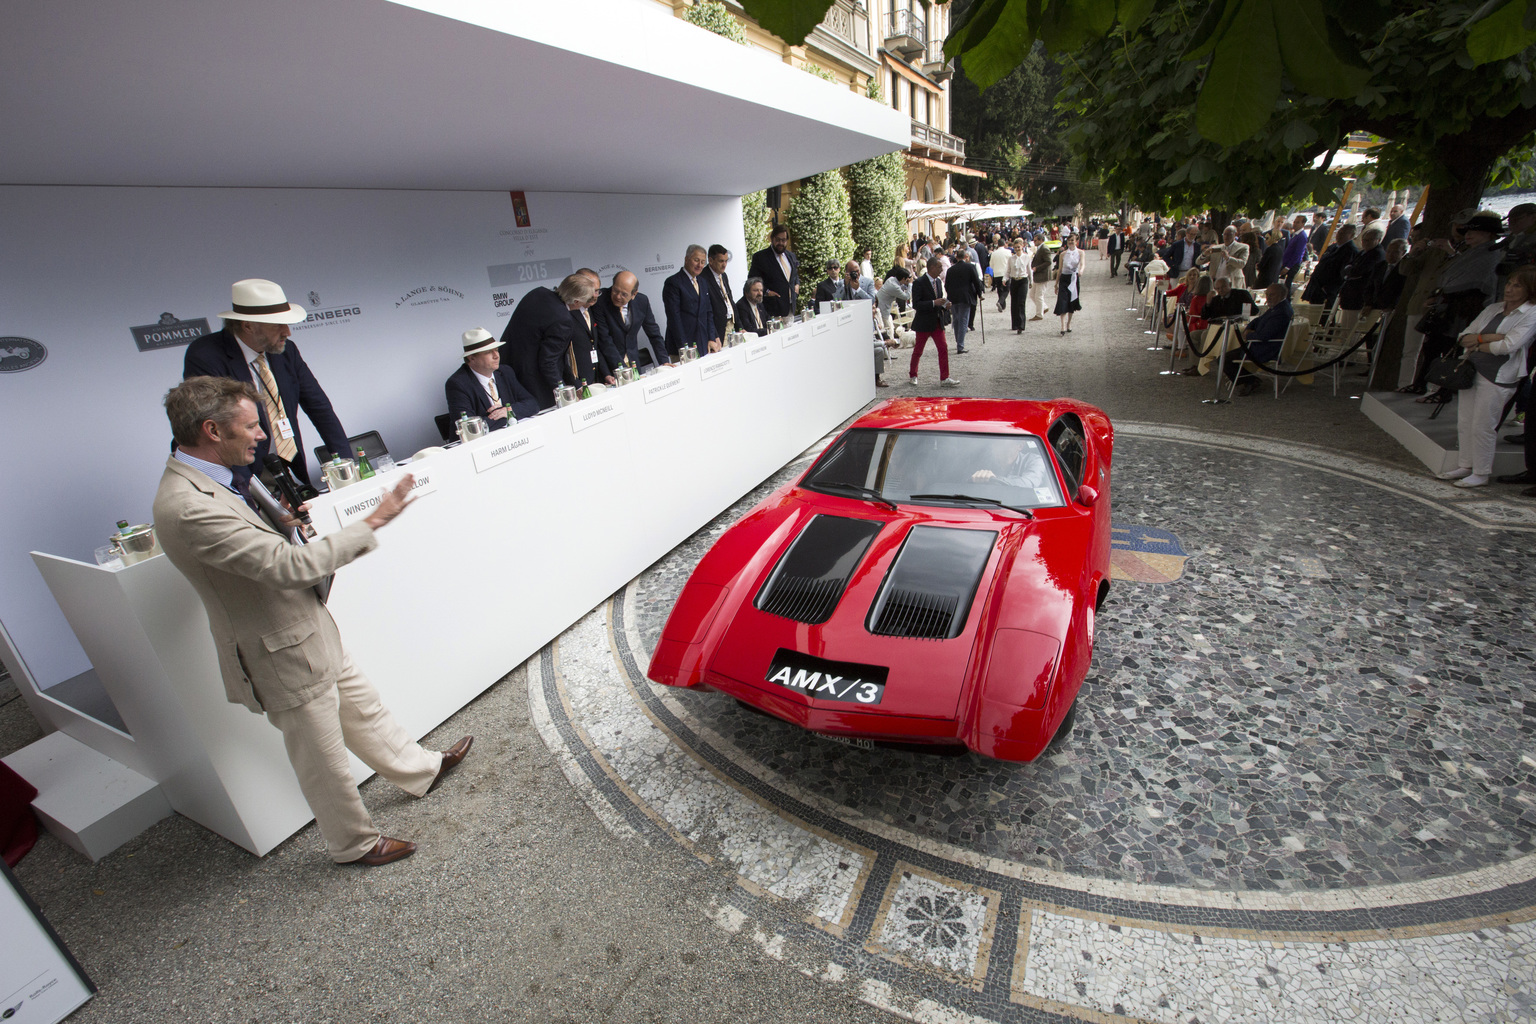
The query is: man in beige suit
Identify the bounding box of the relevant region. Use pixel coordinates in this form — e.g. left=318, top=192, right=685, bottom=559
left=153, top=377, right=471, bottom=866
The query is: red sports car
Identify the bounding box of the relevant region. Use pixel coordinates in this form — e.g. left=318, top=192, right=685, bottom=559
left=647, top=398, right=1113, bottom=762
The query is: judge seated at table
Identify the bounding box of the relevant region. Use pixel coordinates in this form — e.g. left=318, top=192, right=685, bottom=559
left=1223, top=283, right=1295, bottom=394
left=445, top=328, right=538, bottom=429
left=499, top=273, right=597, bottom=409
left=593, top=271, right=667, bottom=369
left=736, top=277, right=769, bottom=336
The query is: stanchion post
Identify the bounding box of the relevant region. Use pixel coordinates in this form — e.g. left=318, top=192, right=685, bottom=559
left=1202, top=320, right=1233, bottom=404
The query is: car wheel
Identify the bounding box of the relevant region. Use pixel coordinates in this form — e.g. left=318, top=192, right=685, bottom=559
left=1047, top=697, right=1078, bottom=751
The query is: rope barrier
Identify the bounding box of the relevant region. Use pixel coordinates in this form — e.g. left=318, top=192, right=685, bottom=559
left=1236, top=319, right=1381, bottom=377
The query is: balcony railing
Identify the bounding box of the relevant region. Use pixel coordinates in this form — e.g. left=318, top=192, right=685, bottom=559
left=911, top=119, right=965, bottom=159
left=886, top=7, right=926, bottom=58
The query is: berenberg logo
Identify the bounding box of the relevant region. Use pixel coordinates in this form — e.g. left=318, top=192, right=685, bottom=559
left=0, top=337, right=48, bottom=373
left=130, top=312, right=211, bottom=352
left=294, top=289, right=363, bottom=331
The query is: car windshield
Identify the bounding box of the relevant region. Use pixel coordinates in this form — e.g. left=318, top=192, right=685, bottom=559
left=804, top=429, right=1065, bottom=510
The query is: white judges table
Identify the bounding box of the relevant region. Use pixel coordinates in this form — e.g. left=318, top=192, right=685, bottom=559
left=31, top=307, right=876, bottom=855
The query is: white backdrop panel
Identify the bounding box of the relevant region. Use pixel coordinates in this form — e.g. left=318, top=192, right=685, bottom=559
left=0, top=185, right=744, bottom=690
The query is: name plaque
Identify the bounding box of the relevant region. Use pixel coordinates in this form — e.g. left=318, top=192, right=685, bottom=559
left=571, top=397, right=624, bottom=432
left=333, top=469, right=439, bottom=528
left=811, top=319, right=831, bottom=336
left=471, top=424, right=545, bottom=473
left=699, top=356, right=733, bottom=381
left=836, top=309, right=854, bottom=326
left=745, top=341, right=773, bottom=362
left=642, top=372, right=689, bottom=403
left=779, top=327, right=805, bottom=348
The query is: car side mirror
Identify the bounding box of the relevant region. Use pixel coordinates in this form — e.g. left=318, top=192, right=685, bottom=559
left=1075, top=484, right=1098, bottom=507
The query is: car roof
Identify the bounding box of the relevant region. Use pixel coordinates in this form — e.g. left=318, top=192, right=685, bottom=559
left=847, top=397, right=1069, bottom=436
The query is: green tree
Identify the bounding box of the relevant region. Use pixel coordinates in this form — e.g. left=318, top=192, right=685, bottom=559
left=844, top=79, right=907, bottom=269
left=683, top=0, right=747, bottom=44
left=949, top=50, right=1053, bottom=202
left=742, top=190, right=773, bottom=254
left=787, top=169, right=854, bottom=310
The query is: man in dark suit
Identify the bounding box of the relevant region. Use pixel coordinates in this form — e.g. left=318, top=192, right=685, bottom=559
left=568, top=270, right=616, bottom=387
left=737, top=278, right=769, bottom=336
left=908, top=257, right=958, bottom=386
left=445, top=328, right=538, bottom=428
left=813, top=260, right=842, bottom=305
left=749, top=224, right=800, bottom=317
left=1160, top=228, right=1202, bottom=277
left=1224, top=284, right=1294, bottom=394
left=499, top=273, right=596, bottom=409
left=183, top=278, right=351, bottom=489
left=1105, top=229, right=1125, bottom=277
left=663, top=245, right=719, bottom=359
left=1301, top=223, right=1358, bottom=305
left=704, top=245, right=735, bottom=340
left=944, top=250, right=984, bottom=354
left=592, top=271, right=668, bottom=368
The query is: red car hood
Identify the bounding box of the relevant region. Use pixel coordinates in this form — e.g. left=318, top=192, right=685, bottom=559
left=703, top=491, right=1075, bottom=720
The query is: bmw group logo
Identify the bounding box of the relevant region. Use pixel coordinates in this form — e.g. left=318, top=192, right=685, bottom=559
left=0, top=337, right=46, bottom=373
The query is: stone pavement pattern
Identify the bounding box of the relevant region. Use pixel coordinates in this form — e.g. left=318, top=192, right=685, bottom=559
left=3, top=264, right=1532, bottom=1022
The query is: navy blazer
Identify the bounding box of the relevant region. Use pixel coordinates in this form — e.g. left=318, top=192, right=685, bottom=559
left=910, top=273, right=947, bottom=333
left=749, top=246, right=800, bottom=317
left=1160, top=239, right=1201, bottom=272
left=444, top=362, right=538, bottom=428
left=944, top=262, right=984, bottom=306
left=183, top=328, right=349, bottom=486
left=704, top=270, right=734, bottom=336
left=592, top=290, right=666, bottom=367
left=662, top=270, right=716, bottom=358
left=499, top=287, right=576, bottom=409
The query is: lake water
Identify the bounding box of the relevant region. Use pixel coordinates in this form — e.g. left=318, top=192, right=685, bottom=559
left=1481, top=191, right=1536, bottom=216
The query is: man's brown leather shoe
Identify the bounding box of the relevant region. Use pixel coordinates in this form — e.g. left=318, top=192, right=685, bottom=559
left=428, top=736, right=473, bottom=792
left=344, top=836, right=416, bottom=866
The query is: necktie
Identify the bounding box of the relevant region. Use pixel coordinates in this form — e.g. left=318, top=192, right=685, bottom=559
left=567, top=343, right=580, bottom=381
left=582, top=309, right=592, bottom=331
left=251, top=354, right=297, bottom=462
left=232, top=477, right=261, bottom=514
left=689, top=274, right=699, bottom=294
left=752, top=304, right=762, bottom=329
left=622, top=304, right=630, bottom=325
left=778, top=252, right=790, bottom=281
left=485, top=373, right=499, bottom=405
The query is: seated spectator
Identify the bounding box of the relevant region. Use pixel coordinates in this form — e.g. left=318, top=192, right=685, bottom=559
left=1186, top=274, right=1214, bottom=329
left=446, top=328, right=538, bottom=427
left=1225, top=283, right=1295, bottom=393
left=736, top=277, right=769, bottom=336
left=1439, top=266, right=1536, bottom=487
left=1202, top=276, right=1254, bottom=320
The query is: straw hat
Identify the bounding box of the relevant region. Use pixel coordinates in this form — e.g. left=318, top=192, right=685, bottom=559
left=220, top=279, right=306, bottom=324
left=461, top=328, right=500, bottom=357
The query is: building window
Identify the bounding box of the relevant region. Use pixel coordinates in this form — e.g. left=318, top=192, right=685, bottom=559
left=910, top=82, right=919, bottom=119
left=890, top=70, right=900, bottom=108
left=924, top=179, right=933, bottom=203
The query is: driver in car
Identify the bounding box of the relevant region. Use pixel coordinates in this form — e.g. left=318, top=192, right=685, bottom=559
left=971, top=437, right=1052, bottom=491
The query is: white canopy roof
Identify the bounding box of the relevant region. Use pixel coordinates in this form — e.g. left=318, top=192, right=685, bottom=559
left=904, top=201, right=1033, bottom=223
left=0, top=0, right=909, bottom=195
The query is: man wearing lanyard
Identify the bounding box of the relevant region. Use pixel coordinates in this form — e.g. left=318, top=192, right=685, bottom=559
left=705, top=245, right=736, bottom=340
left=184, top=279, right=351, bottom=489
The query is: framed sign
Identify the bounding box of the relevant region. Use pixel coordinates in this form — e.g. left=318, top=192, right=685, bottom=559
left=0, top=860, right=93, bottom=1022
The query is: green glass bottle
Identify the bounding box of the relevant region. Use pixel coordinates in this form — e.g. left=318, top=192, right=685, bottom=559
left=356, top=447, right=374, bottom=479
left=579, top=377, right=591, bottom=400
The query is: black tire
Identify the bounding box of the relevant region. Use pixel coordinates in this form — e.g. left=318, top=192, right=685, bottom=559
left=1046, top=697, right=1078, bottom=751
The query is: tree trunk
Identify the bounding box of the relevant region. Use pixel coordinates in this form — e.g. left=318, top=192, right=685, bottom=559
left=1420, top=168, right=1489, bottom=238
left=1208, top=209, right=1231, bottom=233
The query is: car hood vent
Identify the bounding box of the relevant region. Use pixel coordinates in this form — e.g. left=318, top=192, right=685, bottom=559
left=868, top=526, right=997, bottom=639
left=755, top=514, right=884, bottom=625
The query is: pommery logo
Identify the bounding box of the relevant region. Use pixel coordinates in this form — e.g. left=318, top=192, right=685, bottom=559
left=130, top=311, right=211, bottom=352
left=396, top=285, right=466, bottom=308
left=0, top=337, right=47, bottom=373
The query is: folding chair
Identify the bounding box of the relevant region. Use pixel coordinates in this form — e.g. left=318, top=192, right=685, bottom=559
left=1227, top=316, right=1310, bottom=399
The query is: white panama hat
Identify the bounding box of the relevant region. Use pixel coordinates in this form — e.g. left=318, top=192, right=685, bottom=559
left=461, top=328, right=500, bottom=357
left=220, top=278, right=307, bottom=324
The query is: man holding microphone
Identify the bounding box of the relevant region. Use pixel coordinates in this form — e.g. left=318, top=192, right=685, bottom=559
left=153, top=376, right=472, bottom=867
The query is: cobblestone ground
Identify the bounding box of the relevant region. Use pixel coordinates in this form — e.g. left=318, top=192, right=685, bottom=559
left=4, top=264, right=1530, bottom=1024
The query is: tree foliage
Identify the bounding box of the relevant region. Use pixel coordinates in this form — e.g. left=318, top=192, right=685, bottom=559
left=741, top=190, right=773, bottom=254
left=845, top=151, right=907, bottom=268
left=787, top=169, right=854, bottom=310
left=684, top=0, right=748, bottom=44
left=1057, top=0, right=1536, bottom=232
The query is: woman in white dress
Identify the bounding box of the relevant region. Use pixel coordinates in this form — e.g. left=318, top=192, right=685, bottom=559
left=1054, top=235, right=1084, bottom=334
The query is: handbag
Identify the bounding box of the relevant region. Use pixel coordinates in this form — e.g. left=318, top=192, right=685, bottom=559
left=1425, top=354, right=1477, bottom=391
left=1415, top=298, right=1451, bottom=337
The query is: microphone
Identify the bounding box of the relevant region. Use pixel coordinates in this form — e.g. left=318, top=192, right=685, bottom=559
left=263, top=454, right=312, bottom=525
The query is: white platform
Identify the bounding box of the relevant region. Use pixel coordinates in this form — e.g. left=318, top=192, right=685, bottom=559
left=1361, top=390, right=1525, bottom=475
left=2, top=731, right=170, bottom=862
left=31, top=313, right=876, bottom=856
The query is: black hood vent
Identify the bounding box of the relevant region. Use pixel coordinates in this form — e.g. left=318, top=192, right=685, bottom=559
left=755, top=515, right=884, bottom=625
left=868, top=526, right=997, bottom=639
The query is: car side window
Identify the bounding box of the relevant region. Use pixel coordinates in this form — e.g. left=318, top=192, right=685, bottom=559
left=1047, top=415, right=1086, bottom=494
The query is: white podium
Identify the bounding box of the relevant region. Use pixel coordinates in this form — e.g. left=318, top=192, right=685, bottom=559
left=31, top=310, right=875, bottom=854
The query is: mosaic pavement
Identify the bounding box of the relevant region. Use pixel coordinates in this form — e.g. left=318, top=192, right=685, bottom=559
left=530, top=423, right=1536, bottom=1023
